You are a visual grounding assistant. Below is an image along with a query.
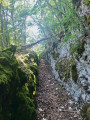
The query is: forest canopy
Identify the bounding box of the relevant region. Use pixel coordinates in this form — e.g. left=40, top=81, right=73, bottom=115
left=0, top=0, right=85, bottom=52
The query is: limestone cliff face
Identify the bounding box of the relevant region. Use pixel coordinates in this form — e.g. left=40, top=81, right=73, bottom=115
left=42, top=0, right=90, bottom=105
left=78, top=0, right=89, bottom=16
left=46, top=35, right=90, bottom=104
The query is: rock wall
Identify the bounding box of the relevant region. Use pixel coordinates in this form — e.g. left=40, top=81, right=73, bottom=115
left=46, top=35, right=90, bottom=105
left=42, top=0, right=90, bottom=105
left=78, top=0, right=89, bottom=16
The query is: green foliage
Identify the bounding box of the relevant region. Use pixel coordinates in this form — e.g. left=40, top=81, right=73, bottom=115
left=19, top=8, right=30, bottom=17
left=84, top=0, right=90, bottom=29
left=81, top=103, right=90, bottom=120
left=0, top=0, right=10, bottom=6
left=72, top=0, right=81, bottom=7
left=0, top=0, right=86, bottom=52
left=84, top=0, right=90, bottom=5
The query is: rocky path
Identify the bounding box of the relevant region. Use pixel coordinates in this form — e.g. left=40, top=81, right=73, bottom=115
left=36, top=59, right=82, bottom=120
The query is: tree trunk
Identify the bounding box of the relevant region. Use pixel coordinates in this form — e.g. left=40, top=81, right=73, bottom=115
left=0, top=2, right=4, bottom=50
left=11, top=0, right=17, bottom=43
left=3, top=6, right=10, bottom=48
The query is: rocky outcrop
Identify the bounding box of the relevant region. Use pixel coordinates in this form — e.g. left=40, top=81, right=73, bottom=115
left=45, top=35, right=90, bottom=105
left=0, top=47, right=39, bottom=120
left=41, top=0, right=90, bottom=106
left=78, top=0, right=89, bottom=16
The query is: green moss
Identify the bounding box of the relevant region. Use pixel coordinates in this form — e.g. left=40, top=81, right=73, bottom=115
left=81, top=103, right=90, bottom=120
left=53, top=53, right=59, bottom=60
left=84, top=0, right=90, bottom=29
left=28, top=51, right=39, bottom=65
left=84, top=0, right=90, bottom=5
left=71, top=59, right=78, bottom=83
left=77, top=41, right=86, bottom=55
left=16, top=88, right=36, bottom=119
left=0, top=74, right=8, bottom=84
left=55, top=58, right=78, bottom=82
left=55, top=57, right=70, bottom=81
left=70, top=40, right=86, bottom=58
left=87, top=14, right=90, bottom=29
left=0, top=47, right=39, bottom=120
left=86, top=108, right=90, bottom=120
left=29, top=65, right=38, bottom=76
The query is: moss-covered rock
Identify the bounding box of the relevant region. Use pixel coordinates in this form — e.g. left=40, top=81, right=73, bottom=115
left=71, top=59, right=78, bottom=83
left=84, top=0, right=90, bottom=29
left=84, top=0, right=90, bottom=5
left=0, top=47, right=39, bottom=120
left=86, top=108, right=90, bottom=120
left=55, top=58, right=78, bottom=82
left=28, top=51, right=39, bottom=66
left=81, top=103, right=90, bottom=120
left=53, top=53, right=59, bottom=60
left=55, top=57, right=71, bottom=82
left=70, top=40, right=86, bottom=58
left=87, top=14, right=90, bottom=29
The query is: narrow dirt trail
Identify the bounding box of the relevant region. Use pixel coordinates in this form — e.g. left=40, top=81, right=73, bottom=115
left=36, top=59, right=82, bottom=120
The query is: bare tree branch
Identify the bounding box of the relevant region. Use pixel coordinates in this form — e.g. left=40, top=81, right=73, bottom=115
left=17, top=31, right=65, bottom=52
left=17, top=36, right=52, bottom=52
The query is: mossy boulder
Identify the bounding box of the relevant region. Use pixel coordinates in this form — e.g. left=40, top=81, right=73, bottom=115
left=81, top=103, right=90, bottom=120
left=0, top=47, right=39, bottom=120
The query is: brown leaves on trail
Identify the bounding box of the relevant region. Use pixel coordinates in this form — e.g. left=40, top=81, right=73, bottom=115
left=36, top=59, right=82, bottom=120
